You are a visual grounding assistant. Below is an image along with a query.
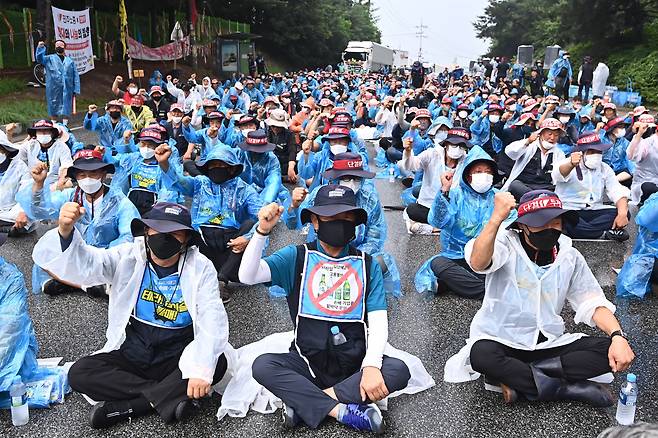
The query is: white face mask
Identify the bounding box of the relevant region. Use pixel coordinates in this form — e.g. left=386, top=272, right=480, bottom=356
left=434, top=131, right=448, bottom=144
left=446, top=145, right=464, bottom=160
left=172, top=116, right=182, bottom=124
left=140, top=146, right=156, bottom=159
left=488, top=115, right=500, bottom=123
left=458, top=111, right=468, bottom=119
left=584, top=153, right=602, bottom=170
left=36, top=134, right=52, bottom=145
left=340, top=179, right=361, bottom=194
left=241, top=128, right=254, bottom=137
left=614, top=128, right=626, bottom=138
left=0, top=153, right=6, bottom=165
left=558, top=116, right=571, bottom=124
left=128, top=87, right=138, bottom=95
left=302, top=107, right=310, bottom=113
left=330, top=144, right=348, bottom=155
left=470, top=172, right=494, bottom=193
left=77, top=177, right=102, bottom=194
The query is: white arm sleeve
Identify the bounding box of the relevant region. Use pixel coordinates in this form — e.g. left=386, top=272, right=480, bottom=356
left=362, top=310, right=388, bottom=370
left=238, top=231, right=272, bottom=285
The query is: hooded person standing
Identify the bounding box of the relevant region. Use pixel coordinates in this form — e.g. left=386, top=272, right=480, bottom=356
left=35, top=40, right=80, bottom=125
left=239, top=188, right=412, bottom=434
left=155, top=144, right=263, bottom=303
left=32, top=202, right=229, bottom=428
left=19, top=149, right=139, bottom=296
left=445, top=190, right=635, bottom=406
left=414, top=147, right=513, bottom=297
left=545, top=51, right=572, bottom=101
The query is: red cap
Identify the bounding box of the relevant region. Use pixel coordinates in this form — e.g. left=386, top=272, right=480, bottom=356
left=73, top=149, right=104, bottom=161
left=604, top=117, right=627, bottom=132
left=441, top=96, right=452, bottom=104
left=518, top=195, right=563, bottom=218
left=333, top=157, right=364, bottom=171
left=414, top=108, right=431, bottom=119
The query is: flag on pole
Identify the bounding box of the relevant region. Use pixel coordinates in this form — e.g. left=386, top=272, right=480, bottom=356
left=119, top=0, right=128, bottom=58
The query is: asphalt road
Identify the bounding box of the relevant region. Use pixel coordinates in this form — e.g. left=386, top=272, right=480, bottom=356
left=1, top=129, right=656, bottom=438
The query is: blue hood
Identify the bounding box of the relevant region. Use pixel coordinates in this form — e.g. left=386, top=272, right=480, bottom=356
left=459, top=145, right=499, bottom=192
left=197, top=146, right=244, bottom=172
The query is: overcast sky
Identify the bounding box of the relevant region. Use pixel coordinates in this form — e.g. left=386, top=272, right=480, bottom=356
left=370, top=0, right=490, bottom=67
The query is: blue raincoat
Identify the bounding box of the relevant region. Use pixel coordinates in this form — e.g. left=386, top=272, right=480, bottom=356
left=161, top=147, right=263, bottom=231
left=302, top=141, right=370, bottom=191
left=83, top=113, right=133, bottom=151
left=546, top=52, right=573, bottom=88
left=182, top=125, right=229, bottom=161
left=603, top=134, right=635, bottom=174
left=414, top=146, right=516, bottom=293
left=470, top=114, right=503, bottom=154
left=108, top=151, right=183, bottom=204
left=236, top=149, right=289, bottom=205
left=220, top=87, right=247, bottom=114
left=282, top=179, right=401, bottom=296
left=36, top=46, right=80, bottom=117
left=245, top=87, right=265, bottom=105
left=0, top=257, right=38, bottom=392
left=149, top=70, right=167, bottom=89
left=616, top=193, right=658, bottom=298
left=17, top=184, right=139, bottom=292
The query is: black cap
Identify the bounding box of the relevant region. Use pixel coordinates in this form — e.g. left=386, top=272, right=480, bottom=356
left=300, top=184, right=367, bottom=225
left=131, top=202, right=202, bottom=246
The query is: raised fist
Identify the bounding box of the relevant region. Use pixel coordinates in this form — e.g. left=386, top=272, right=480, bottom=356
left=58, top=202, right=86, bottom=239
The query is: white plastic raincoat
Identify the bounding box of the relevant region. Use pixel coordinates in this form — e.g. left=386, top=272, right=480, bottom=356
left=0, top=158, right=35, bottom=228
left=32, top=230, right=229, bottom=384
left=627, top=135, right=658, bottom=204
left=444, top=231, right=615, bottom=383
left=501, top=139, right=565, bottom=191
left=17, top=139, right=73, bottom=189
left=553, top=161, right=629, bottom=210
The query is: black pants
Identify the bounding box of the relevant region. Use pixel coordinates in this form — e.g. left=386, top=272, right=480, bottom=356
left=640, top=182, right=658, bottom=205
left=385, top=147, right=403, bottom=163
left=430, top=257, right=485, bottom=299
left=577, top=82, right=591, bottom=102
left=470, top=337, right=611, bottom=397
left=68, top=350, right=227, bottom=423
left=252, top=351, right=410, bottom=429
left=564, top=208, right=618, bottom=239
left=406, top=203, right=430, bottom=224
left=508, top=180, right=553, bottom=203
left=198, top=220, right=255, bottom=283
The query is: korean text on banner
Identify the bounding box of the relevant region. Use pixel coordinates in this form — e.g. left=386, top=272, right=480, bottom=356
left=127, top=36, right=191, bottom=61
left=51, top=6, right=94, bottom=75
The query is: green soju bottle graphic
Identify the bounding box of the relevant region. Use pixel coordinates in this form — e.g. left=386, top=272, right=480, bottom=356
left=319, top=273, right=327, bottom=297
left=342, top=280, right=351, bottom=301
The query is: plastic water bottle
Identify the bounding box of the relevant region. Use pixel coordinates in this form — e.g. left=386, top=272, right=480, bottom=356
left=10, top=375, right=29, bottom=426
left=388, top=164, right=395, bottom=183
left=616, top=373, right=638, bottom=425
left=331, top=326, right=347, bottom=346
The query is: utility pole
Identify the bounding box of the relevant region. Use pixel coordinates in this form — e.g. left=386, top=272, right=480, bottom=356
left=415, top=20, right=428, bottom=62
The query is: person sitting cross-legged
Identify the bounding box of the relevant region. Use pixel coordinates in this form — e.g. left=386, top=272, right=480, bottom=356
left=445, top=190, right=635, bottom=407
left=239, top=187, right=413, bottom=434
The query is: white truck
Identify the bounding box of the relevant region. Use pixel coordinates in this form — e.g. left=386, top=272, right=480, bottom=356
left=393, top=49, right=410, bottom=71
left=342, top=41, right=395, bottom=73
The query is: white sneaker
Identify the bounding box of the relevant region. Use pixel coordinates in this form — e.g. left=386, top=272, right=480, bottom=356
left=409, top=222, right=439, bottom=235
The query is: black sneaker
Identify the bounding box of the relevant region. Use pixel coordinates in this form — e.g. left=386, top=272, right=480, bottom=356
left=281, top=403, right=302, bottom=428
left=42, top=279, right=73, bottom=296
left=603, top=229, right=629, bottom=242
left=90, top=401, right=134, bottom=429
left=86, top=285, right=107, bottom=298
left=219, top=281, right=233, bottom=304
left=401, top=176, right=414, bottom=188
left=174, top=399, right=199, bottom=422
left=7, top=227, right=32, bottom=238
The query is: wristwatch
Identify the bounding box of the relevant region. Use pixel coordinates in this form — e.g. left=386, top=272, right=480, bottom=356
left=610, top=330, right=628, bottom=340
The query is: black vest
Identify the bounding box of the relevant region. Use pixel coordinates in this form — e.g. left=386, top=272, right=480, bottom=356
left=287, top=242, right=372, bottom=383
left=517, top=148, right=555, bottom=188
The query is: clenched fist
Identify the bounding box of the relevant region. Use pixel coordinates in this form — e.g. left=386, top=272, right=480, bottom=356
left=257, top=203, right=284, bottom=234
left=570, top=151, right=583, bottom=167
left=291, top=187, right=308, bottom=209
left=115, top=75, right=123, bottom=83
left=88, top=104, right=98, bottom=113
left=492, top=191, right=516, bottom=224
left=31, top=162, right=49, bottom=186
left=58, top=202, right=86, bottom=239
left=154, top=144, right=172, bottom=171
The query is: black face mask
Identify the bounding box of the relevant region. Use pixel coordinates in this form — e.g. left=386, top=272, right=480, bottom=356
left=642, top=127, right=656, bottom=139
left=152, top=95, right=161, bottom=102
left=131, top=106, right=142, bottom=114
left=56, top=47, right=65, bottom=54
left=207, top=167, right=234, bottom=185
left=147, top=233, right=184, bottom=260
left=109, top=111, right=121, bottom=119
left=317, top=219, right=356, bottom=248
left=525, top=228, right=561, bottom=251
